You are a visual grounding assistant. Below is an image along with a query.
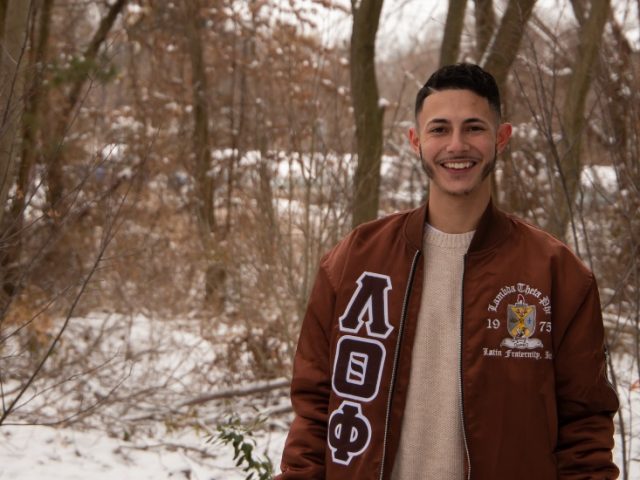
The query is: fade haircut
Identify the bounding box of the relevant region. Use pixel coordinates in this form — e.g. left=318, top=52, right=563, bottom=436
left=414, top=63, right=502, bottom=121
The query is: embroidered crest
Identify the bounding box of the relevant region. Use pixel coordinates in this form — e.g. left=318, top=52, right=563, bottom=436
left=483, top=283, right=552, bottom=360
left=500, top=294, right=543, bottom=349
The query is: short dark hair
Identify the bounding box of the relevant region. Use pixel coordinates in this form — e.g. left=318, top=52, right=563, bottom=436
left=414, top=63, right=502, bottom=120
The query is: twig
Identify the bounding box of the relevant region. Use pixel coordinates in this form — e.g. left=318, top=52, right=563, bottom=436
left=0, top=180, right=131, bottom=424
left=179, top=377, right=289, bottom=408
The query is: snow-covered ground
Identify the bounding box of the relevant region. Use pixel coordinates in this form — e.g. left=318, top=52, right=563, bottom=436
left=0, top=313, right=290, bottom=479
left=2, top=311, right=638, bottom=478
left=0, top=423, right=286, bottom=480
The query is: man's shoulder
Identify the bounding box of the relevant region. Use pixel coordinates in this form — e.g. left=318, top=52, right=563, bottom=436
left=506, top=213, right=563, bottom=245
left=321, top=207, right=419, bottom=268
left=350, top=208, right=415, bottom=238
left=504, top=211, right=593, bottom=276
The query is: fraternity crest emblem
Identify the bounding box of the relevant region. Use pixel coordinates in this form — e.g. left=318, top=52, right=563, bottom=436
left=500, top=294, right=543, bottom=349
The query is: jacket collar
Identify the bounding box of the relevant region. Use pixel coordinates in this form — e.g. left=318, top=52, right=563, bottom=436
left=403, top=199, right=512, bottom=254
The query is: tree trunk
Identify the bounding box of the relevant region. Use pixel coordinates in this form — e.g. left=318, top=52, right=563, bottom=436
left=0, top=0, right=30, bottom=230
left=350, top=0, right=385, bottom=228
left=184, top=0, right=226, bottom=311
left=547, top=0, right=610, bottom=241
left=439, top=0, right=468, bottom=66
left=225, top=26, right=247, bottom=239
left=1, top=0, right=53, bottom=298
left=0, top=0, right=8, bottom=40
left=18, top=0, right=52, bottom=211
left=473, top=0, right=495, bottom=60
left=481, top=0, right=536, bottom=90
left=186, top=3, right=214, bottom=240
left=44, top=0, right=127, bottom=215
left=474, top=0, right=534, bottom=212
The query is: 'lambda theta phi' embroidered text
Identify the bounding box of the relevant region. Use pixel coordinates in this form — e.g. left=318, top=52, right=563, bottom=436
left=328, top=271, right=394, bottom=466
left=328, top=401, right=372, bottom=466
left=338, top=272, right=393, bottom=339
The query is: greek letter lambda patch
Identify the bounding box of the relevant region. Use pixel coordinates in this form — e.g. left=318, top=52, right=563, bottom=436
left=338, top=271, right=393, bottom=339
left=327, top=400, right=372, bottom=465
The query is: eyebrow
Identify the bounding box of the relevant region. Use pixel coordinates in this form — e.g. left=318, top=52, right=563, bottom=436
left=426, top=117, right=488, bottom=125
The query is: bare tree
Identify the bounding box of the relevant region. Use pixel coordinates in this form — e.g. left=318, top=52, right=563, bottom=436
left=350, top=0, right=385, bottom=227
left=183, top=0, right=227, bottom=311
left=0, top=0, right=31, bottom=230
left=1, top=0, right=53, bottom=301
left=473, top=0, right=495, bottom=60
left=43, top=0, right=128, bottom=213
left=1, top=0, right=127, bottom=302
left=481, top=0, right=536, bottom=89
left=547, top=0, right=611, bottom=241
left=440, top=0, right=468, bottom=66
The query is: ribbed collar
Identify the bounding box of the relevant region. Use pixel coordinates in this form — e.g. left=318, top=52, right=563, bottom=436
left=404, top=200, right=512, bottom=254
left=424, top=224, right=475, bottom=250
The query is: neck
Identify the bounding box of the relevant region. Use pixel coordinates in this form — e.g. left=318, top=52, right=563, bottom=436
left=427, top=189, right=490, bottom=234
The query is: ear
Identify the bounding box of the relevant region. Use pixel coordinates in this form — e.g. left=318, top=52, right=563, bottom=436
left=496, top=123, right=512, bottom=154
left=408, top=126, right=421, bottom=155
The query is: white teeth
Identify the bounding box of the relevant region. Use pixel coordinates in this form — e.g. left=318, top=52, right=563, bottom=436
left=443, top=161, right=473, bottom=169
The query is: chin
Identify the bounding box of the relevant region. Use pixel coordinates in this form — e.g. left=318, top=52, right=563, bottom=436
left=438, top=180, right=490, bottom=198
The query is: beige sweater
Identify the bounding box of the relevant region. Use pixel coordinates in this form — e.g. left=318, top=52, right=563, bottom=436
left=391, top=225, right=474, bottom=480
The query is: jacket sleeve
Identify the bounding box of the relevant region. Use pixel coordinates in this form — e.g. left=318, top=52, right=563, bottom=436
left=276, top=260, right=336, bottom=479
left=554, top=274, right=619, bottom=479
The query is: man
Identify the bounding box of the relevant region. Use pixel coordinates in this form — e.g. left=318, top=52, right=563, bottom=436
left=276, top=63, right=618, bottom=479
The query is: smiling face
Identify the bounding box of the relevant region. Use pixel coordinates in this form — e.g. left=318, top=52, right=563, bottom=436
left=409, top=88, right=512, bottom=205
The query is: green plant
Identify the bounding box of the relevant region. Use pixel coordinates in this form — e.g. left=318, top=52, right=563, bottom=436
left=211, top=414, right=274, bottom=480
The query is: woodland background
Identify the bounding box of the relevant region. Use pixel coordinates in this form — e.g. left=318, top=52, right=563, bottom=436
left=0, top=0, right=639, bottom=478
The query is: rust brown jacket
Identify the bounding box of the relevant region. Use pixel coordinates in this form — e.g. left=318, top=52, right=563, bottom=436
left=277, top=202, right=619, bottom=480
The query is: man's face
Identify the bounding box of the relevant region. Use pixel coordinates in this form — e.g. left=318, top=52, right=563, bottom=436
left=409, top=89, right=511, bottom=201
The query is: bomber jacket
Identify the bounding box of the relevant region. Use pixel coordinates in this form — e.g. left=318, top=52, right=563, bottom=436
left=277, top=202, right=619, bottom=480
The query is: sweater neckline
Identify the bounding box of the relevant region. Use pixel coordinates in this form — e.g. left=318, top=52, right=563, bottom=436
left=424, top=224, right=475, bottom=249
left=403, top=201, right=514, bottom=254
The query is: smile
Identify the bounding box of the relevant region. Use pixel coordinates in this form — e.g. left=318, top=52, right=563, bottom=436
left=441, top=160, right=476, bottom=170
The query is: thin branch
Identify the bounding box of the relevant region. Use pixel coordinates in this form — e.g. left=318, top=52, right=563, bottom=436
left=0, top=178, right=132, bottom=424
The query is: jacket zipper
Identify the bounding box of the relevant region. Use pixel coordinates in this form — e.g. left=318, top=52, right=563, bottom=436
left=460, top=254, right=471, bottom=480
left=378, top=249, right=421, bottom=480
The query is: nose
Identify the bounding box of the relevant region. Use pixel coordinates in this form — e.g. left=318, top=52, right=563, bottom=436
left=446, top=129, right=469, bottom=152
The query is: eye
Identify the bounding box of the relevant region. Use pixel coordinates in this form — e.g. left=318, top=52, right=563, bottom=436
left=467, top=124, right=486, bottom=132
left=428, top=126, right=447, bottom=134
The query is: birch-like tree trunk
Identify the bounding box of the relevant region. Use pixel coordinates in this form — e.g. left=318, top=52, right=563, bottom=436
left=350, top=0, right=385, bottom=228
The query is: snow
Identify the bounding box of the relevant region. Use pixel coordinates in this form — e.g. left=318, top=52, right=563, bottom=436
left=2, top=0, right=637, bottom=476
left=0, top=423, right=287, bottom=480
left=581, top=165, right=618, bottom=193
left=127, top=4, right=143, bottom=15
left=0, top=313, right=290, bottom=479
left=3, top=308, right=635, bottom=477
